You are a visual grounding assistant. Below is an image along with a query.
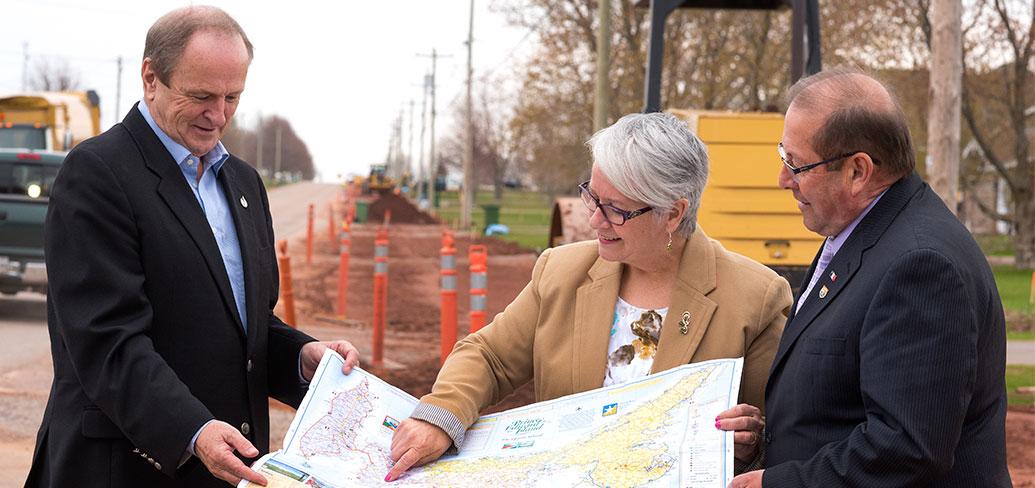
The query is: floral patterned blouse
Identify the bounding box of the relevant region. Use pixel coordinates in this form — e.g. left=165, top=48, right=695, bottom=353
left=603, top=297, right=668, bottom=387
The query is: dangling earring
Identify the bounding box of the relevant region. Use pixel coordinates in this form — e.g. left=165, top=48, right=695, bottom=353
left=666, top=232, right=673, bottom=252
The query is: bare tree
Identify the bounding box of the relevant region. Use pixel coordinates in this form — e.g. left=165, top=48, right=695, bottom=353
left=927, top=0, right=963, bottom=213
left=441, top=77, right=513, bottom=200
left=27, top=57, right=81, bottom=91
left=223, top=115, right=315, bottom=181
left=920, top=0, right=1035, bottom=268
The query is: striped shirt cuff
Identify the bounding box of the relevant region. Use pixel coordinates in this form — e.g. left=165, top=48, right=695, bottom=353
left=409, top=403, right=466, bottom=450
left=734, top=430, right=767, bottom=474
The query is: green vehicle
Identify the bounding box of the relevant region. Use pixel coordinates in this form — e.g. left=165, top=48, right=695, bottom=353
left=0, top=149, right=64, bottom=295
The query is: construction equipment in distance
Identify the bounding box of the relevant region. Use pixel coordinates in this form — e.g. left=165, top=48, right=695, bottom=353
left=0, top=90, right=101, bottom=151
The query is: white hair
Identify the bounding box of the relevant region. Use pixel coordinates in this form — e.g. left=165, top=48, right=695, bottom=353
left=587, top=112, right=709, bottom=237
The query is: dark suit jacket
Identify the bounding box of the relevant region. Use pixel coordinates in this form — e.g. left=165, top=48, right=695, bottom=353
left=762, top=173, right=1011, bottom=487
left=25, top=105, right=315, bottom=487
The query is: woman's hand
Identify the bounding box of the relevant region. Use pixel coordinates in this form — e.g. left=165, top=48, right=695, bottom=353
left=385, top=418, right=453, bottom=482
left=715, top=404, right=764, bottom=462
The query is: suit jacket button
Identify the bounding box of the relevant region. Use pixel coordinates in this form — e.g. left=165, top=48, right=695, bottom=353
left=247, top=359, right=253, bottom=372
left=241, top=422, right=251, bottom=435
left=154, top=462, right=162, bottom=471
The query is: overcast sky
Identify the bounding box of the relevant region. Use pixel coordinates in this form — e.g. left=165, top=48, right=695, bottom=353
left=1, top=0, right=532, bottom=180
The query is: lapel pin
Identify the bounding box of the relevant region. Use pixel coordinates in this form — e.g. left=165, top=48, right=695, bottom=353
left=679, top=311, right=691, bottom=335
left=240, top=195, right=248, bottom=208
left=829, top=271, right=837, bottom=282
left=819, top=285, right=829, bottom=299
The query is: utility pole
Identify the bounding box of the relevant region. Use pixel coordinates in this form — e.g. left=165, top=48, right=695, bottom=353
left=274, top=123, right=283, bottom=180
left=593, top=0, right=611, bottom=133
left=21, top=42, right=29, bottom=91
left=115, top=56, right=124, bottom=126
left=418, top=74, right=430, bottom=201
left=927, top=0, right=962, bottom=214
left=385, top=117, right=394, bottom=170
left=461, top=0, right=476, bottom=229
left=407, top=99, right=415, bottom=195
left=418, top=49, right=450, bottom=210
left=429, top=51, right=439, bottom=210
left=255, top=113, right=264, bottom=177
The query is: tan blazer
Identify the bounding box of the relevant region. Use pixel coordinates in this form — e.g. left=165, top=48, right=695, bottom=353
left=422, top=228, right=792, bottom=429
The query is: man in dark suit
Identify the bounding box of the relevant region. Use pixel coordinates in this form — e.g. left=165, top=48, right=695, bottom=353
left=26, top=6, right=360, bottom=487
left=729, top=69, right=1011, bottom=487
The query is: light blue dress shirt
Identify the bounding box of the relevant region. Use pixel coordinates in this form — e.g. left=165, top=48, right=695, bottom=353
left=137, top=101, right=248, bottom=330
left=137, top=100, right=252, bottom=463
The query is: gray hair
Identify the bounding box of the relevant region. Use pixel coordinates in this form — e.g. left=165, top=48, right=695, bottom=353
left=587, top=112, right=709, bottom=237
left=144, top=5, right=254, bottom=85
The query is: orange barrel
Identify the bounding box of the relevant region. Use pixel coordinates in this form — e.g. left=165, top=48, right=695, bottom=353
left=468, top=244, right=488, bottom=333
left=276, top=240, right=296, bottom=327
left=439, top=230, right=458, bottom=364
left=336, top=220, right=351, bottom=318
left=306, top=203, right=314, bottom=266
left=372, top=227, right=389, bottom=367
left=1029, top=270, right=1034, bottom=305
left=327, top=202, right=336, bottom=244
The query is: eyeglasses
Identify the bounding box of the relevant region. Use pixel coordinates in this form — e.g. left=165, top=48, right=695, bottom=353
left=578, top=181, right=652, bottom=226
left=778, top=143, right=862, bottom=179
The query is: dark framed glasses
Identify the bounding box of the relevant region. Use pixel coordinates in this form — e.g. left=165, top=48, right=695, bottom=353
left=778, top=142, right=863, bottom=179
left=578, top=181, right=652, bottom=226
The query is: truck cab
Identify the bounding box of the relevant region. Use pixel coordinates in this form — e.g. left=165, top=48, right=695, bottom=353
left=0, top=122, right=50, bottom=150
left=0, top=149, right=65, bottom=295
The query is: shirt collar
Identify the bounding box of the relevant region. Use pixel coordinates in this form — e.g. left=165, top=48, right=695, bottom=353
left=825, top=189, right=888, bottom=254
left=137, top=99, right=229, bottom=174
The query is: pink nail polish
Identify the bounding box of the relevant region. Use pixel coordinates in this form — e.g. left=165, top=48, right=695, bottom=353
left=715, top=420, right=721, bottom=429
left=385, top=474, right=392, bottom=482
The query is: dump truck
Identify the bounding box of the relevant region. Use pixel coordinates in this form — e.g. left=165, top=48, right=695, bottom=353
left=0, top=90, right=101, bottom=151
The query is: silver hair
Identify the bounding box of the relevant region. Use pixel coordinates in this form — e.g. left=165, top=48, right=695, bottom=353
left=587, top=112, right=709, bottom=237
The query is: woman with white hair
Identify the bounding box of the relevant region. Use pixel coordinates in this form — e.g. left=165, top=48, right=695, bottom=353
left=387, top=112, right=791, bottom=480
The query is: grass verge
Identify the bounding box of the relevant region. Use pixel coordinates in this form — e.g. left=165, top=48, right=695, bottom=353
left=434, top=189, right=553, bottom=250
left=1006, top=365, right=1035, bottom=406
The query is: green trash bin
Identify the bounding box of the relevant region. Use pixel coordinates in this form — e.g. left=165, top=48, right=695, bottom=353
left=481, top=204, right=500, bottom=232
left=354, top=201, right=369, bottom=223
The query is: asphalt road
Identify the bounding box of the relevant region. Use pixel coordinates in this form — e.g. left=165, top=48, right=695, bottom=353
left=266, top=182, right=343, bottom=243
left=1009, top=341, right=1035, bottom=366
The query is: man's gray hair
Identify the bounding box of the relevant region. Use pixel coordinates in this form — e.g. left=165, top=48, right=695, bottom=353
left=144, top=5, right=254, bottom=85
left=587, top=112, right=709, bottom=237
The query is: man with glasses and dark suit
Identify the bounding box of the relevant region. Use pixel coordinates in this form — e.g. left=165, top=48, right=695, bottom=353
left=728, top=68, right=1011, bottom=487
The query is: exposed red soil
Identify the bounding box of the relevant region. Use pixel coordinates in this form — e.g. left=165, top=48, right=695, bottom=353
left=367, top=192, right=440, bottom=225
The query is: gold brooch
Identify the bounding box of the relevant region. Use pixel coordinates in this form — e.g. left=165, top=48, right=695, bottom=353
left=679, top=311, right=691, bottom=335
